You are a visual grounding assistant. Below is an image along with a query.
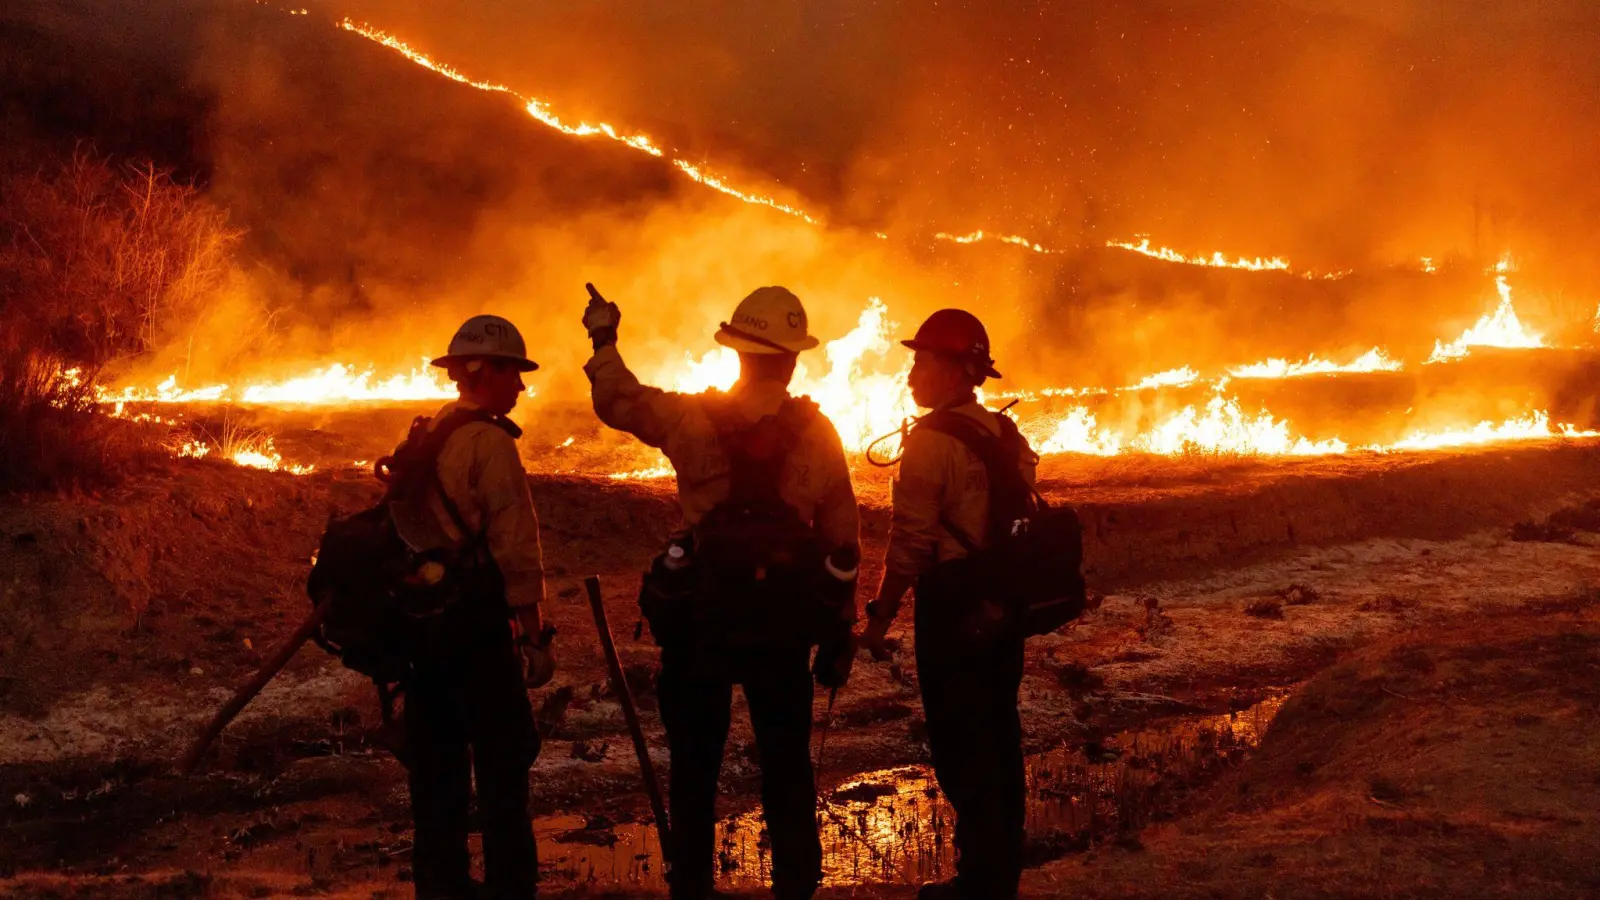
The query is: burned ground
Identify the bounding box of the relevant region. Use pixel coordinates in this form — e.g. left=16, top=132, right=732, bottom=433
left=1021, top=599, right=1600, bottom=899
left=2, top=442, right=1599, bottom=897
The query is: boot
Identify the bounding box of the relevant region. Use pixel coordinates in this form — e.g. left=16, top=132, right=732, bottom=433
left=916, top=880, right=968, bottom=900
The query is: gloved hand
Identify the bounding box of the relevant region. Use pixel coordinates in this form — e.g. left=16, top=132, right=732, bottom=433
left=583, top=282, right=621, bottom=349
left=859, top=616, right=893, bottom=662
left=522, top=639, right=556, bottom=689
left=513, top=610, right=557, bottom=688
left=813, top=633, right=855, bottom=690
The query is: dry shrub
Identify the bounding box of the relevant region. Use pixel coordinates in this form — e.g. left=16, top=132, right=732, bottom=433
left=0, top=146, right=241, bottom=367
left=0, top=349, right=157, bottom=491
left=0, top=144, right=241, bottom=491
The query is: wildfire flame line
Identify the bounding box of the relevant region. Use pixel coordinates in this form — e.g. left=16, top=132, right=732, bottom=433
left=933, top=230, right=1053, bottom=253
left=337, top=15, right=1343, bottom=272
left=340, top=19, right=817, bottom=225
left=1229, top=348, right=1402, bottom=380
left=95, top=359, right=457, bottom=406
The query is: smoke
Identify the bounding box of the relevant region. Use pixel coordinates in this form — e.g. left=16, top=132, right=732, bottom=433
left=315, top=0, right=1600, bottom=267
left=9, top=0, right=1600, bottom=403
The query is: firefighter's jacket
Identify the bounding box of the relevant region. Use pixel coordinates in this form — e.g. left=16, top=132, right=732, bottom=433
left=390, top=399, right=546, bottom=612
left=584, top=344, right=859, bottom=552
left=884, top=400, right=1038, bottom=579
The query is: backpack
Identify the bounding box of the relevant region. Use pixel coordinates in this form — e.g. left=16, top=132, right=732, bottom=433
left=306, top=408, right=511, bottom=687
left=915, top=409, right=1087, bottom=637
left=688, top=395, right=828, bottom=649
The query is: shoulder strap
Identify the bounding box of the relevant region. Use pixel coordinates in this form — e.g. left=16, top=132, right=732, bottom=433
left=419, top=408, right=518, bottom=547
left=913, top=409, right=1039, bottom=548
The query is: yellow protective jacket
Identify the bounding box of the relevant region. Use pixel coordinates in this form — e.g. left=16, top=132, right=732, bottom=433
left=389, top=400, right=547, bottom=612
left=584, top=344, right=860, bottom=552
left=883, top=400, right=1039, bottom=579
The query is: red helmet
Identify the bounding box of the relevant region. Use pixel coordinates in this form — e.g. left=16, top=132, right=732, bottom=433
left=901, top=309, right=1002, bottom=379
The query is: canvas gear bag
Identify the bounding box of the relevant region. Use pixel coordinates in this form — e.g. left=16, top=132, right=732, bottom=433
left=681, top=394, right=829, bottom=649
left=306, top=408, right=513, bottom=690
left=914, top=409, right=1088, bottom=637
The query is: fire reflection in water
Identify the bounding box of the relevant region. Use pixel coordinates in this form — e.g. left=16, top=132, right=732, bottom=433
left=536, top=692, right=1286, bottom=890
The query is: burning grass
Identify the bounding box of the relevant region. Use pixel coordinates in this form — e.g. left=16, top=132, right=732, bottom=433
left=0, top=351, right=162, bottom=493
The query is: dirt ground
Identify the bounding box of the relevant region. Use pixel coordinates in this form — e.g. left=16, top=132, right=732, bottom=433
left=2, top=442, right=1599, bottom=898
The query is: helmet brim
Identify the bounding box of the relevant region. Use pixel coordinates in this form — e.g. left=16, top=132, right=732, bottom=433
left=714, top=330, right=819, bottom=355
left=430, top=353, right=540, bottom=373
left=900, top=340, right=1001, bottom=379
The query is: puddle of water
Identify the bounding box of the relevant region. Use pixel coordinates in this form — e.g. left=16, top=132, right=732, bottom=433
left=537, top=692, right=1287, bottom=891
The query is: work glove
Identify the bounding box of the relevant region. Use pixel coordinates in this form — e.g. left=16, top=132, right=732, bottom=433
left=583, top=282, right=621, bottom=349
left=813, top=632, right=856, bottom=690
left=859, top=616, right=893, bottom=662
left=513, top=610, right=557, bottom=689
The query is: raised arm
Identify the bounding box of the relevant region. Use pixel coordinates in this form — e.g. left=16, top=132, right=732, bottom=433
left=581, top=283, right=693, bottom=449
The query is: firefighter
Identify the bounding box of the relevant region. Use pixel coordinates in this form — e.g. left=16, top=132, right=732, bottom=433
left=582, top=286, right=860, bottom=900
left=860, top=309, right=1037, bottom=900
left=388, top=315, right=554, bottom=900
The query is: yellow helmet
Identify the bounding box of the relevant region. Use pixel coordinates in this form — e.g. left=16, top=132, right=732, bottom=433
left=713, top=286, right=820, bottom=355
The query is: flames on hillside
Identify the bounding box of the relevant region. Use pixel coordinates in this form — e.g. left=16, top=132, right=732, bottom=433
left=82, top=253, right=1599, bottom=479
left=58, top=10, right=1600, bottom=478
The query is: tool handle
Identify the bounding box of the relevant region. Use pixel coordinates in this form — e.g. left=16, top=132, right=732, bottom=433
left=585, top=576, right=672, bottom=862
left=179, top=596, right=334, bottom=774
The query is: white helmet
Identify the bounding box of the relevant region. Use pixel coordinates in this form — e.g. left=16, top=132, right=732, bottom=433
left=713, top=286, right=820, bottom=355
left=430, top=315, right=539, bottom=372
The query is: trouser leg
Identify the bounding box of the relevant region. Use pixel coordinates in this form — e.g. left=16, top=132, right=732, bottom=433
left=917, top=607, right=1026, bottom=897
left=742, top=649, right=822, bottom=898
left=465, top=620, right=541, bottom=900
left=406, top=669, right=473, bottom=899
left=658, top=650, right=734, bottom=899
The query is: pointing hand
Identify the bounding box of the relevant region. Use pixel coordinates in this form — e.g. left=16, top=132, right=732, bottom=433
left=583, top=283, right=621, bottom=348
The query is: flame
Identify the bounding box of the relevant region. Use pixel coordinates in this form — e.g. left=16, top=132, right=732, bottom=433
left=1029, top=408, right=1124, bottom=456
left=671, top=161, right=818, bottom=224
left=172, top=435, right=315, bottom=474
left=340, top=19, right=514, bottom=94
left=1427, top=258, right=1543, bottom=362
left=932, top=230, right=1052, bottom=253
left=227, top=437, right=315, bottom=475
left=524, top=99, right=662, bottom=156
left=1229, top=348, right=1401, bottom=380
left=238, top=360, right=455, bottom=404
left=98, top=359, right=456, bottom=405
left=97, top=374, right=228, bottom=405
left=1107, top=237, right=1291, bottom=272
left=1377, top=412, right=1598, bottom=452
left=336, top=15, right=1397, bottom=281
left=1023, top=399, right=1594, bottom=459
left=1136, top=393, right=1348, bottom=456
left=1127, top=367, right=1200, bottom=391
left=608, top=457, right=674, bottom=481
left=340, top=19, right=818, bottom=226
left=1022, top=392, right=1344, bottom=457
left=1421, top=257, right=1437, bottom=273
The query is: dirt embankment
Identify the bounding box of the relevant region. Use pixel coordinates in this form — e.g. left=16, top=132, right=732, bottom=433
left=1024, top=596, right=1600, bottom=899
